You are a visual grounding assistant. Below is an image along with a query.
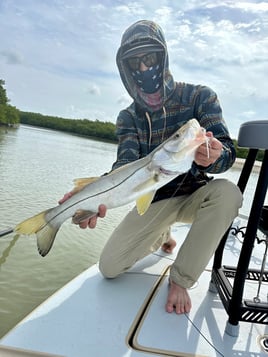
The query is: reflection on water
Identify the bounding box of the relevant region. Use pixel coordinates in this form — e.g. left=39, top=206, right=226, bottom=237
left=0, top=125, right=266, bottom=338
left=0, top=234, right=20, bottom=266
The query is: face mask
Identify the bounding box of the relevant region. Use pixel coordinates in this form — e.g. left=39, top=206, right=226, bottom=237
left=131, top=64, right=163, bottom=94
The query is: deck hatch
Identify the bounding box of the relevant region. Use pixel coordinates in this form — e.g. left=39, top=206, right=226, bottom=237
left=127, top=266, right=218, bottom=357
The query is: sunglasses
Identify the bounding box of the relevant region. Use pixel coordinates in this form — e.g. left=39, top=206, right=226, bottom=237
left=127, top=52, right=162, bottom=71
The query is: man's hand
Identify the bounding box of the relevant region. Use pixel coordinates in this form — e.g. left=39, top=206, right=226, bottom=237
left=195, top=132, right=223, bottom=167
left=80, top=204, right=107, bottom=229
left=58, top=192, right=107, bottom=229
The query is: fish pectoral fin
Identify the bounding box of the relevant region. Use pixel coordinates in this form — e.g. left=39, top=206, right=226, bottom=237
left=72, top=209, right=97, bottom=224
left=72, top=177, right=100, bottom=194
left=133, top=177, right=158, bottom=193
left=136, top=191, right=156, bottom=215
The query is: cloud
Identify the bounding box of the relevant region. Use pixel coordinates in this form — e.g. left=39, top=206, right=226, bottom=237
left=0, top=50, right=24, bottom=65
left=86, top=84, right=101, bottom=96
left=241, top=110, right=256, bottom=118
left=117, top=93, right=132, bottom=106
left=0, top=0, right=267, bottom=137
left=115, top=3, right=146, bottom=16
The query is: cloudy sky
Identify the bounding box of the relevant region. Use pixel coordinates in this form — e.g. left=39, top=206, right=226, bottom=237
left=1, top=0, right=268, bottom=137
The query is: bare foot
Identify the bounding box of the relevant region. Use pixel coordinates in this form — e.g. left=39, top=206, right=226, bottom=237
left=161, top=238, right=177, bottom=254
left=165, top=280, right=192, bottom=314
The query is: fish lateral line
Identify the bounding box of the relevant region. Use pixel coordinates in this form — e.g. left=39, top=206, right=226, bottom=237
left=45, top=158, right=153, bottom=225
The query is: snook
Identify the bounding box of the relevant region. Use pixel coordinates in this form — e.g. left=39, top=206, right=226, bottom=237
left=15, top=119, right=207, bottom=256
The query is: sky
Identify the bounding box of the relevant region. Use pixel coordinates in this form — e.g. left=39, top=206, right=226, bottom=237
left=0, top=0, right=268, bottom=138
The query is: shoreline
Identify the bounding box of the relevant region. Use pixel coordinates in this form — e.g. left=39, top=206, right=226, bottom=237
left=233, top=158, right=261, bottom=173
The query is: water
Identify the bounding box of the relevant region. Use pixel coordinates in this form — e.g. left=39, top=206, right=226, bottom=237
left=0, top=125, right=266, bottom=338
left=0, top=125, right=131, bottom=338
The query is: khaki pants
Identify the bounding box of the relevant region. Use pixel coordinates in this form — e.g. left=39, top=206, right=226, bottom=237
left=99, top=179, right=243, bottom=288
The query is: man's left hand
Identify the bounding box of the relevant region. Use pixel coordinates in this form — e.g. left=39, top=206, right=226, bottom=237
left=194, top=132, right=223, bottom=167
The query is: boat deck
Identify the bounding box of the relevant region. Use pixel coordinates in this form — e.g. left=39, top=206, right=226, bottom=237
left=1, top=220, right=268, bottom=356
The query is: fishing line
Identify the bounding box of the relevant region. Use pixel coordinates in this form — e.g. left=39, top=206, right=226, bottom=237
left=184, top=313, right=225, bottom=357
left=0, top=228, right=13, bottom=238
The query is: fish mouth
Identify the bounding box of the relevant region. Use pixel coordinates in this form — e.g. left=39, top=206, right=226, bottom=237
left=160, top=167, right=178, bottom=176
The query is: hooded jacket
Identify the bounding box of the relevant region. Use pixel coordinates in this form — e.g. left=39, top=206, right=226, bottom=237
left=113, top=20, right=236, bottom=200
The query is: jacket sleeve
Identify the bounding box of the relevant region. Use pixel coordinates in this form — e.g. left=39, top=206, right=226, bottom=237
left=193, top=85, right=236, bottom=174
left=111, top=109, right=141, bottom=170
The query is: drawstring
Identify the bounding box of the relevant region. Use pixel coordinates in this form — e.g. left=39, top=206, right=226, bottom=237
left=145, top=111, right=152, bottom=149
left=145, top=106, right=167, bottom=149
left=162, top=106, right=167, bottom=141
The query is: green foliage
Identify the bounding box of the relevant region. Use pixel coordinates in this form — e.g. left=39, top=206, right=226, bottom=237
left=0, top=105, right=6, bottom=124
left=6, top=105, right=20, bottom=125
left=233, top=139, right=264, bottom=162
left=0, top=79, right=19, bottom=125
left=0, top=79, right=9, bottom=106
left=19, top=111, right=117, bottom=142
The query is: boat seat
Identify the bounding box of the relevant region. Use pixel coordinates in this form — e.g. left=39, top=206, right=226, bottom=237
left=238, top=120, right=268, bottom=149
left=211, top=119, right=268, bottom=337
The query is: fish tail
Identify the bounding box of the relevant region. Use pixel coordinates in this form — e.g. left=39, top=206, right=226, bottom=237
left=36, top=224, right=60, bottom=257
left=15, top=209, right=60, bottom=257
left=15, top=210, right=49, bottom=235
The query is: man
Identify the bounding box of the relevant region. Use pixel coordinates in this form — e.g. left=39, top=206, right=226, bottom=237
left=60, top=20, right=242, bottom=313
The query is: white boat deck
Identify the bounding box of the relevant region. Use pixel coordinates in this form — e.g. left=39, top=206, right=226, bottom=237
left=1, top=220, right=268, bottom=356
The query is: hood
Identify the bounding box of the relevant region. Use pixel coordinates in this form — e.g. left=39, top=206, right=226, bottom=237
left=116, top=20, right=176, bottom=112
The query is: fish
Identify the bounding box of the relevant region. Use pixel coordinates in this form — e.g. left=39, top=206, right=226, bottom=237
left=15, top=119, right=207, bottom=257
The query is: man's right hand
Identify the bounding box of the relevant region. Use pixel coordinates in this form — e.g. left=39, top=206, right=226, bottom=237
left=80, top=204, right=107, bottom=229
left=58, top=192, right=107, bottom=229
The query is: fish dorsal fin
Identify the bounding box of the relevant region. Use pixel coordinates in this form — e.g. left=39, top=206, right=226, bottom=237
left=72, top=177, right=99, bottom=194
left=73, top=177, right=99, bottom=187
left=136, top=191, right=156, bottom=215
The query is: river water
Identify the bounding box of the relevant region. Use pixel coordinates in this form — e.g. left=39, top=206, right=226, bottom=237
left=0, top=125, right=266, bottom=338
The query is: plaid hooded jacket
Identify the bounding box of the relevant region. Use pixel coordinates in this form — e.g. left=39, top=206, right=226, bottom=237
left=112, top=20, right=236, bottom=200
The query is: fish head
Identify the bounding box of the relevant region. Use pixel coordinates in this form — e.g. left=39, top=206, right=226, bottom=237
left=151, top=119, right=207, bottom=176
left=164, top=119, right=207, bottom=153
